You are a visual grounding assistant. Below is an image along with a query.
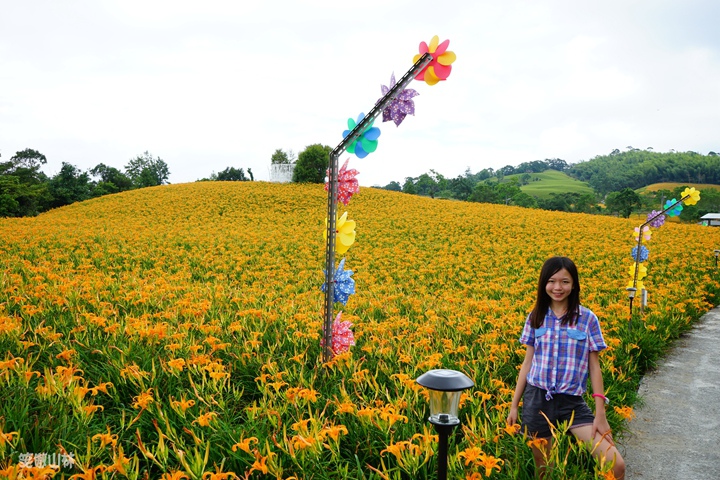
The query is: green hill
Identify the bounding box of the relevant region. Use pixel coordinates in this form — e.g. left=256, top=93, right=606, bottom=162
left=506, top=170, right=595, bottom=199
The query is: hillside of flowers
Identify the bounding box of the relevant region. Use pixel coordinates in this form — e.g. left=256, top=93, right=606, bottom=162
left=0, top=181, right=718, bottom=479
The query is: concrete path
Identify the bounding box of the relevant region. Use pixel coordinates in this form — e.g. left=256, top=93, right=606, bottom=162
left=620, top=306, right=720, bottom=479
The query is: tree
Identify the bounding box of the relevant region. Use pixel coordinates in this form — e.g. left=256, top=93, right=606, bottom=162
left=0, top=149, right=50, bottom=216
left=292, top=144, right=331, bottom=183
left=90, top=163, right=133, bottom=196
left=382, top=181, right=402, bottom=192
left=214, top=167, right=247, bottom=181
left=125, top=151, right=170, bottom=188
left=47, top=162, right=92, bottom=208
left=605, top=188, right=642, bottom=218
left=247, top=168, right=254, bottom=181
left=271, top=149, right=290, bottom=164
left=402, top=177, right=417, bottom=194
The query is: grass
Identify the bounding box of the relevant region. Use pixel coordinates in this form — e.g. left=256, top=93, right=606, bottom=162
left=505, top=170, right=595, bottom=199
left=637, top=182, right=720, bottom=193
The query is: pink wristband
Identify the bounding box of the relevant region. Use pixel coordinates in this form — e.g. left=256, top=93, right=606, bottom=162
left=592, top=393, right=609, bottom=405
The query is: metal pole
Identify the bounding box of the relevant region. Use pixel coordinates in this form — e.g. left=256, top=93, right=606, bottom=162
left=432, top=423, right=454, bottom=480
left=628, top=195, right=689, bottom=317
left=321, top=52, right=433, bottom=363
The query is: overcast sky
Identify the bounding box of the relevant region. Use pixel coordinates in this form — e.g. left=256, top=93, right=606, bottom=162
left=2, top=0, right=719, bottom=187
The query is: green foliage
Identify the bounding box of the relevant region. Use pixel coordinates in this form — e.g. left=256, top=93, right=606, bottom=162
left=47, top=162, right=93, bottom=209
left=89, top=163, right=133, bottom=195
left=292, top=144, right=331, bottom=183
left=214, top=167, right=248, bottom=181
left=605, top=188, right=642, bottom=218
left=271, top=148, right=293, bottom=164
left=512, top=170, right=595, bottom=199
left=0, top=149, right=51, bottom=216
left=569, top=149, right=720, bottom=195
left=125, top=151, right=170, bottom=188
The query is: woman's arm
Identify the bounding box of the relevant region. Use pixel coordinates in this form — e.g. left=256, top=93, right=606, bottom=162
left=589, top=350, right=611, bottom=438
left=507, top=345, right=534, bottom=426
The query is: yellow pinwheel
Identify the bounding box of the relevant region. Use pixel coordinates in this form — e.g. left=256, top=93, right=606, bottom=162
left=325, top=211, right=356, bottom=254
left=681, top=187, right=701, bottom=206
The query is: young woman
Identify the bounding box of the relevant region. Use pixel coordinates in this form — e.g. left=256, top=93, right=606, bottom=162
left=507, top=256, right=625, bottom=479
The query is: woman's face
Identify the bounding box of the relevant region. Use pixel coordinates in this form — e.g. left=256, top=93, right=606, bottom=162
left=545, top=268, right=573, bottom=305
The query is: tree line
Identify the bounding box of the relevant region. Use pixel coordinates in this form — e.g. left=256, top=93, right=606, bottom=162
left=0, top=149, right=174, bottom=217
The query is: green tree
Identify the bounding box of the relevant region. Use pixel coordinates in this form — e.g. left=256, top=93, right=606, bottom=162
left=0, top=149, right=51, bottom=216
left=605, top=188, right=642, bottom=218
left=271, top=149, right=291, bottom=164
left=47, top=162, right=92, bottom=208
left=214, top=167, right=247, bottom=181
left=468, top=183, right=498, bottom=204
left=125, top=151, right=170, bottom=188
left=292, top=144, right=331, bottom=183
left=382, top=181, right=402, bottom=192
left=402, top=177, right=417, bottom=194
left=89, top=163, right=133, bottom=196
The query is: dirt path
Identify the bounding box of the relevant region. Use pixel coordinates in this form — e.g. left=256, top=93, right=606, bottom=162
left=620, top=306, right=720, bottom=479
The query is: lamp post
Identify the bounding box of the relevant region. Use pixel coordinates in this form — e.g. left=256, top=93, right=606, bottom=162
left=416, top=369, right=475, bottom=480
left=714, top=249, right=719, bottom=269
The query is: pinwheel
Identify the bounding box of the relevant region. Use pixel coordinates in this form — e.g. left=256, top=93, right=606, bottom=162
left=633, top=226, right=652, bottom=242
left=343, top=113, right=381, bottom=159
left=321, top=258, right=355, bottom=305
left=646, top=210, right=666, bottom=228
left=631, top=245, right=649, bottom=263
left=664, top=198, right=683, bottom=217
left=380, top=73, right=419, bottom=126
left=681, top=187, right=701, bottom=206
left=325, top=159, right=359, bottom=205
left=628, top=263, right=648, bottom=280
left=320, top=312, right=356, bottom=355
left=325, top=211, right=356, bottom=255
left=413, top=35, right=457, bottom=85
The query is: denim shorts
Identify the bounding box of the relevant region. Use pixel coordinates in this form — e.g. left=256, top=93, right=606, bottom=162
left=521, top=384, right=595, bottom=439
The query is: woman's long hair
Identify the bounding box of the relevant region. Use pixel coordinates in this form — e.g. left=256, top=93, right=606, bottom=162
left=529, top=256, right=581, bottom=328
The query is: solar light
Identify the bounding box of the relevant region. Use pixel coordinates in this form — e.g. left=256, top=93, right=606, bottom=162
left=416, top=369, right=474, bottom=480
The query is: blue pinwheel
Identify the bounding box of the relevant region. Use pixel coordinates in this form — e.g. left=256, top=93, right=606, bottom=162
left=321, top=258, right=355, bottom=305
left=343, top=113, right=381, bottom=159
left=631, top=245, right=649, bottom=263
left=664, top=198, right=683, bottom=217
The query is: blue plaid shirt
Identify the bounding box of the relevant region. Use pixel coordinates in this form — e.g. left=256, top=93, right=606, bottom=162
left=520, top=306, right=607, bottom=399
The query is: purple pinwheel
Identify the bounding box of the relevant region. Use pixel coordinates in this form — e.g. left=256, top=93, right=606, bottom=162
left=321, top=258, right=355, bottom=305
left=631, top=245, right=649, bottom=263
left=646, top=210, right=666, bottom=228
left=343, top=113, right=381, bottom=159
left=664, top=198, right=683, bottom=217
left=380, top=73, right=419, bottom=127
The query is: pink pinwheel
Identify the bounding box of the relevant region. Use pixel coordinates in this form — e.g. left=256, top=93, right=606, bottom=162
left=413, top=35, right=457, bottom=85
left=380, top=73, right=419, bottom=126
left=320, top=312, right=355, bottom=356
left=325, top=159, right=359, bottom=205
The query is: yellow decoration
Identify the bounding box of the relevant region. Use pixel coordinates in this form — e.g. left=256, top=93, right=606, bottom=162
left=681, top=187, right=701, bottom=206
left=325, top=211, right=356, bottom=255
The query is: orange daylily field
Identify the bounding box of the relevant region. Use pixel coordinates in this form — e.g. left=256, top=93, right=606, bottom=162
left=0, top=181, right=718, bottom=479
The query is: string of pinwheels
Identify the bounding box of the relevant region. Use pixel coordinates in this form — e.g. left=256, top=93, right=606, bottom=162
left=320, top=36, right=456, bottom=359
left=626, top=187, right=701, bottom=315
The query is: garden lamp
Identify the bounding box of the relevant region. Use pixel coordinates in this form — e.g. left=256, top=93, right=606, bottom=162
left=626, top=287, right=637, bottom=320
left=416, top=369, right=474, bottom=480
left=714, top=249, right=719, bottom=268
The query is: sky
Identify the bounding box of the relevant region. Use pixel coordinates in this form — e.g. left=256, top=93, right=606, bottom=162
left=1, top=0, right=719, bottom=187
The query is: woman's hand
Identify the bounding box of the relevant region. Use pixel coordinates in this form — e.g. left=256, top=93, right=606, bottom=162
left=507, top=406, right=519, bottom=427
left=593, top=412, right=613, bottom=443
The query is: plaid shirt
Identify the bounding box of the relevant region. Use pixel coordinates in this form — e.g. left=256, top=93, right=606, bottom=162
left=520, top=305, right=606, bottom=399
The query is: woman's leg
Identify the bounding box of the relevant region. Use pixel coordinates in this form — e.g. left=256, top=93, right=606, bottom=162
left=570, top=425, right=626, bottom=479
left=529, top=437, right=553, bottom=479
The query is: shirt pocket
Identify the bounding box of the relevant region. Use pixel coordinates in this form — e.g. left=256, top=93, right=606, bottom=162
left=567, top=328, right=587, bottom=341
left=535, top=327, right=549, bottom=337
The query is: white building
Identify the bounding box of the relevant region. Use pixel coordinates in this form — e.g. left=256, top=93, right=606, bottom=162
left=700, top=213, right=720, bottom=227
left=269, top=163, right=295, bottom=183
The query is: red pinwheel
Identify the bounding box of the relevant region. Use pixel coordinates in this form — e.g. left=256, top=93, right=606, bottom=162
left=325, top=159, right=359, bottom=205
left=413, top=35, right=457, bottom=85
